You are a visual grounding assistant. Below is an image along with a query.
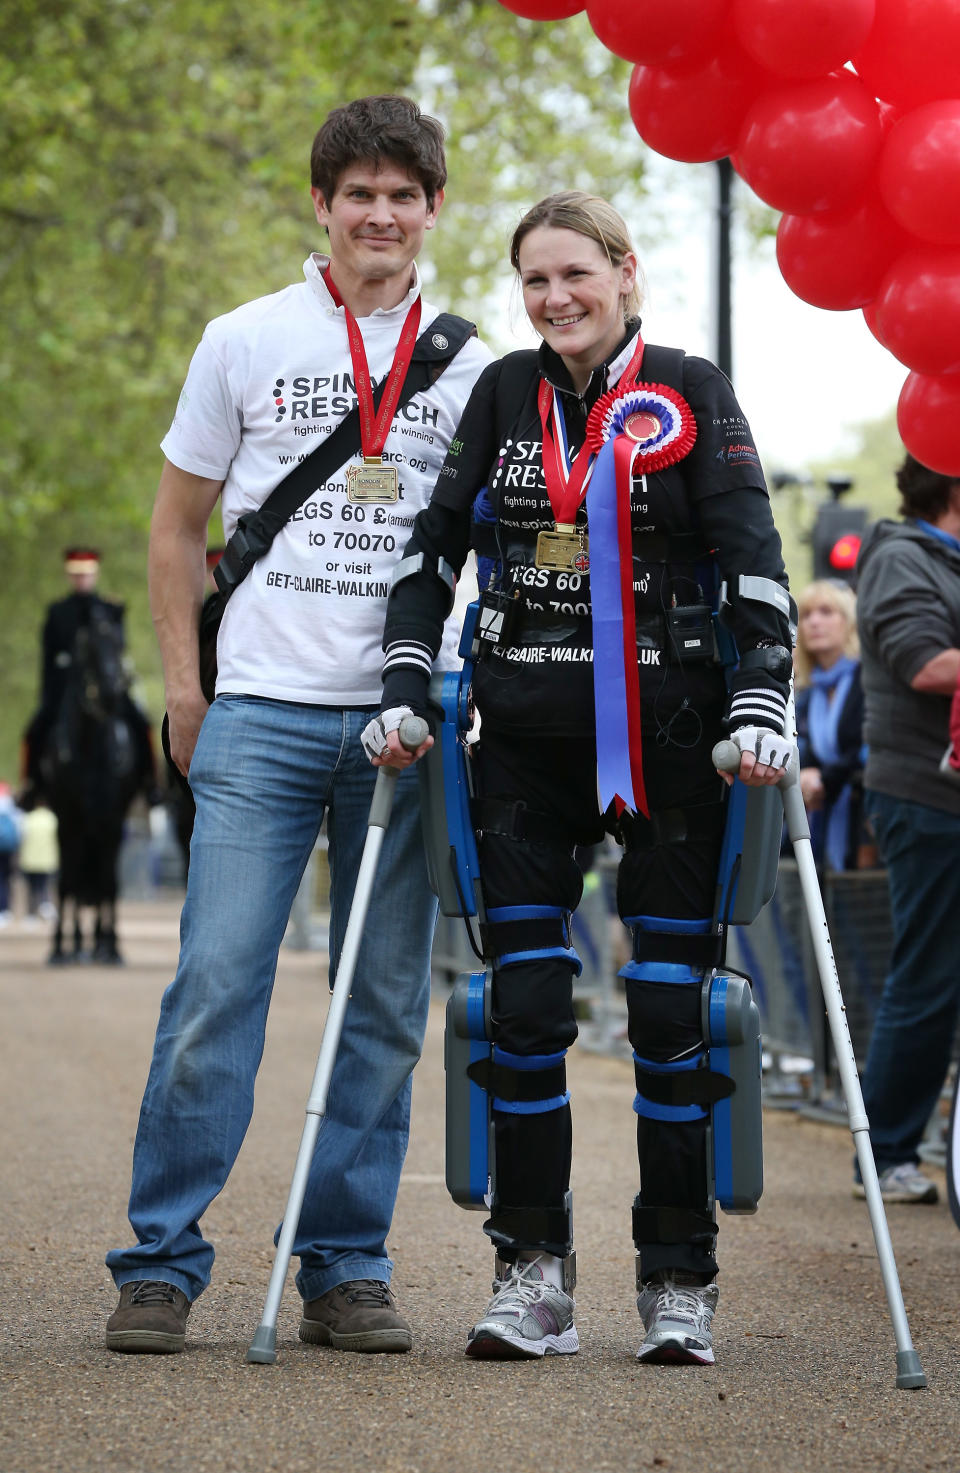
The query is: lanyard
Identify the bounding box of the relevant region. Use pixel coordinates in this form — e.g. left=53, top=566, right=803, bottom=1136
left=325, top=269, right=422, bottom=461
left=537, top=334, right=646, bottom=525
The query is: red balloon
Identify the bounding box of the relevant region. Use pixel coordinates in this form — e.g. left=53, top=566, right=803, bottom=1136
left=898, top=370, right=960, bottom=476
left=733, top=0, right=875, bottom=81
left=862, top=300, right=889, bottom=348
left=736, top=70, right=882, bottom=214
left=878, top=102, right=960, bottom=247
left=854, top=0, right=960, bottom=110
left=629, top=43, right=770, bottom=164
left=586, top=0, right=726, bottom=67
left=776, top=193, right=907, bottom=310
left=874, top=247, right=960, bottom=375
left=497, top=0, right=583, bottom=16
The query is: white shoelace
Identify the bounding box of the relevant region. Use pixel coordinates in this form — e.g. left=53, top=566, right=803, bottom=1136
left=655, top=1283, right=710, bottom=1328
left=490, top=1260, right=554, bottom=1311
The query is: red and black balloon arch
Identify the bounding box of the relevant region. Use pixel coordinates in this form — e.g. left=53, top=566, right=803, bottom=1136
left=497, top=0, right=960, bottom=476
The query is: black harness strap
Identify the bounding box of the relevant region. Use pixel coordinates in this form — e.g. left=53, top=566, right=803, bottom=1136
left=215, top=313, right=476, bottom=600
left=472, top=796, right=573, bottom=849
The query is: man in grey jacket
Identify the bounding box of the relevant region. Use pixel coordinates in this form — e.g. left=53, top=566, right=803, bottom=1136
left=854, top=452, right=960, bottom=1203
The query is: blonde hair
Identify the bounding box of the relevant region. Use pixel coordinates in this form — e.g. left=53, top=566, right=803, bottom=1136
left=510, top=191, right=645, bottom=318
left=794, top=580, right=859, bottom=688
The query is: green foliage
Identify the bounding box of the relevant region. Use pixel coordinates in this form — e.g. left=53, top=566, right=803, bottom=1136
left=0, top=0, right=633, bottom=777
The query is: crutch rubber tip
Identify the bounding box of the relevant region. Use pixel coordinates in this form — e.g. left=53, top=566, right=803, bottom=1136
left=712, top=739, right=741, bottom=775
left=246, top=1326, right=278, bottom=1365
left=895, top=1349, right=927, bottom=1390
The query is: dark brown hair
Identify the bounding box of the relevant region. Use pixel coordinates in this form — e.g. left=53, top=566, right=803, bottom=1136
left=895, top=452, right=959, bottom=520
left=310, top=95, right=447, bottom=208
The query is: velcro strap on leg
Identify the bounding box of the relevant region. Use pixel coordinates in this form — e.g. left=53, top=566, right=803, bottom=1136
left=488, top=1203, right=573, bottom=1247
left=484, top=904, right=582, bottom=976
left=634, top=1053, right=735, bottom=1109
left=624, top=913, right=720, bottom=970
left=473, top=797, right=572, bottom=848
left=620, top=802, right=726, bottom=849
left=468, top=1046, right=569, bottom=1113
left=632, top=1203, right=718, bottom=1247
left=628, top=932, right=720, bottom=967
left=632, top=1049, right=707, bottom=1122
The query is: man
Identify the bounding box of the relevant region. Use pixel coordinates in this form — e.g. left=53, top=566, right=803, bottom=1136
left=105, top=95, right=492, bottom=1354
left=40, top=549, right=123, bottom=714
left=854, top=452, right=960, bottom=1205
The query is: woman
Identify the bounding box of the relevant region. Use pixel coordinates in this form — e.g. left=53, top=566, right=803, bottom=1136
left=367, top=193, right=792, bottom=1365
left=793, top=580, right=868, bottom=871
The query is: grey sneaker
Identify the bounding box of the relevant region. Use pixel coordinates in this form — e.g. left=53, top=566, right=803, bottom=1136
left=853, top=1162, right=939, bottom=1204
left=299, top=1279, right=412, bottom=1353
left=636, top=1271, right=719, bottom=1365
left=105, top=1280, right=190, bottom=1354
left=465, top=1258, right=579, bottom=1360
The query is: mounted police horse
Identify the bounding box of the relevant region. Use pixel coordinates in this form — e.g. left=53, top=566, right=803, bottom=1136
left=31, top=603, right=154, bottom=964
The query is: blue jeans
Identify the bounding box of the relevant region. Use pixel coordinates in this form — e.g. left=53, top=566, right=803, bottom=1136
left=860, top=789, right=960, bottom=1170
left=106, top=695, right=436, bottom=1302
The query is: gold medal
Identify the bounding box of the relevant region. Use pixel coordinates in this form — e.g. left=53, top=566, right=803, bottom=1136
left=535, top=522, right=590, bottom=573
left=346, top=458, right=399, bottom=504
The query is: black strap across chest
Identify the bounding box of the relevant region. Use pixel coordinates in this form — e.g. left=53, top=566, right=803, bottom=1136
left=215, top=312, right=476, bottom=600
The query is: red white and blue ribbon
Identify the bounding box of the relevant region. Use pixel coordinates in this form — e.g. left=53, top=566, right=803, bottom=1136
left=584, top=381, right=697, bottom=817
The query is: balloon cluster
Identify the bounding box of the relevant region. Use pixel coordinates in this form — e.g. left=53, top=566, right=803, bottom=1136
left=497, top=0, right=960, bottom=474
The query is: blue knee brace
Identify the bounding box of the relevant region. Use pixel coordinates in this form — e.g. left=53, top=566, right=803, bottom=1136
left=623, top=914, right=763, bottom=1216
left=443, top=902, right=579, bottom=1214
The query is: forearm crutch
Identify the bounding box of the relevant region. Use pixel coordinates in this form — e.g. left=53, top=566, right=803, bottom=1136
left=247, top=716, right=429, bottom=1365
left=713, top=738, right=926, bottom=1391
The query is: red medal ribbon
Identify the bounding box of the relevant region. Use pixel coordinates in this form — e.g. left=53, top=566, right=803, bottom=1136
left=537, top=335, right=646, bottom=524
left=325, top=269, right=422, bottom=459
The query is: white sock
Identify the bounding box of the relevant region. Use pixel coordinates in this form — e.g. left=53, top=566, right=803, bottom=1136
left=517, top=1251, right=565, bottom=1289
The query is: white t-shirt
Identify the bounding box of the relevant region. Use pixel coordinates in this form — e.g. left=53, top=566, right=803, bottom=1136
left=161, top=254, right=493, bottom=705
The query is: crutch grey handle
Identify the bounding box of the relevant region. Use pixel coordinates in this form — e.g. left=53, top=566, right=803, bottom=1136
left=398, top=714, right=429, bottom=751
left=367, top=716, right=431, bottom=827
left=712, top=738, right=799, bottom=789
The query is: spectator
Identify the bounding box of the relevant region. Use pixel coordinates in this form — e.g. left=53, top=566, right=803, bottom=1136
left=0, top=781, right=23, bottom=925
left=16, top=792, right=59, bottom=923
left=793, top=580, right=871, bottom=870
left=853, top=452, right=960, bottom=1204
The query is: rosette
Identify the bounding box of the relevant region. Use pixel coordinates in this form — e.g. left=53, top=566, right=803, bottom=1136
left=585, top=381, right=697, bottom=470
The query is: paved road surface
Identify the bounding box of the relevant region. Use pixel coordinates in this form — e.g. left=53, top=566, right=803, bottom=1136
left=2, top=899, right=958, bottom=1472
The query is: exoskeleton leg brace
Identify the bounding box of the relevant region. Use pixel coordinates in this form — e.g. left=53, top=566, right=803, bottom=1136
left=445, top=902, right=580, bottom=1284
left=622, top=911, right=763, bottom=1282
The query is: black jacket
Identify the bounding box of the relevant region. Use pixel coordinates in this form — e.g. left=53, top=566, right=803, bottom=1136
left=382, top=328, right=791, bottom=731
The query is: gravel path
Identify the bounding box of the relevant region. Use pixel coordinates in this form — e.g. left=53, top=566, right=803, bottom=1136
left=2, top=898, right=958, bottom=1472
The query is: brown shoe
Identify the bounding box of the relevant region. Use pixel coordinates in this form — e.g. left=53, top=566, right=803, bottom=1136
left=105, top=1280, right=190, bottom=1354
left=299, top=1279, right=412, bottom=1353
